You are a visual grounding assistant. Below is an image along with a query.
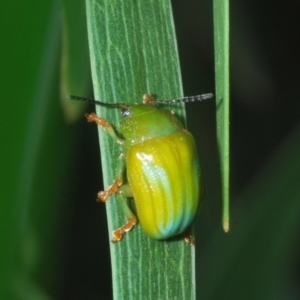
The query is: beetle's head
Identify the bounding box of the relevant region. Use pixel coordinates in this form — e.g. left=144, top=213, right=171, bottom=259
left=120, top=103, right=156, bottom=119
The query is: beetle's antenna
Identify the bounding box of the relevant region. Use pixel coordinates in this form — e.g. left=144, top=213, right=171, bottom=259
left=154, top=93, right=214, bottom=104
left=68, top=95, right=128, bottom=109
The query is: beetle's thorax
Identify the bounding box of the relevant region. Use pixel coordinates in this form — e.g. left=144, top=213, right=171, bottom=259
left=120, top=104, right=184, bottom=146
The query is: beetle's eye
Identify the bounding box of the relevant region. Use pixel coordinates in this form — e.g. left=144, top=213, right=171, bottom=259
left=122, top=108, right=131, bottom=118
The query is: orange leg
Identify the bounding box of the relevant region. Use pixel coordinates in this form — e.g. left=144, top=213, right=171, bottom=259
left=85, top=112, right=121, bottom=143
left=96, top=153, right=126, bottom=202
left=184, top=234, right=196, bottom=246
left=86, top=112, right=137, bottom=242
left=85, top=112, right=124, bottom=203
left=143, top=93, right=156, bottom=104
left=111, top=216, right=137, bottom=243
left=183, top=227, right=196, bottom=246
left=97, top=179, right=123, bottom=202
left=110, top=184, right=137, bottom=243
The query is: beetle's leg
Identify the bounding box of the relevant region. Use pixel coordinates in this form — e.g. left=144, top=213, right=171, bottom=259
left=111, top=185, right=137, bottom=243
left=93, top=153, right=137, bottom=243
left=85, top=112, right=122, bottom=144
left=183, top=228, right=196, bottom=246
left=184, top=234, right=196, bottom=246
left=86, top=112, right=126, bottom=200
left=143, top=93, right=156, bottom=104
left=97, top=154, right=125, bottom=202
left=85, top=112, right=137, bottom=242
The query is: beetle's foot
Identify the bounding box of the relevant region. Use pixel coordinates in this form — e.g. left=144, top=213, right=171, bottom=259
left=143, top=94, right=156, bottom=104
left=85, top=112, right=109, bottom=128
left=184, top=234, right=196, bottom=246
left=111, top=216, right=138, bottom=243
left=85, top=112, right=97, bottom=122
left=97, top=190, right=109, bottom=202
left=96, top=179, right=123, bottom=202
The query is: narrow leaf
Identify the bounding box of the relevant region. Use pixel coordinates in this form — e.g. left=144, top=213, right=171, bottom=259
left=85, top=1, right=195, bottom=299
left=213, top=0, right=230, bottom=232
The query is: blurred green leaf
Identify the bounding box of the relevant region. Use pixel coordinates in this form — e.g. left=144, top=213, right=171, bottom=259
left=0, top=1, right=82, bottom=298
left=60, top=0, right=92, bottom=122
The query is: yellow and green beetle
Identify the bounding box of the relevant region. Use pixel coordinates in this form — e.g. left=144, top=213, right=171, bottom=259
left=69, top=93, right=213, bottom=243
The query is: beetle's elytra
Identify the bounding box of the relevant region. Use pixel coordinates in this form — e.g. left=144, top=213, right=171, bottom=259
left=69, top=93, right=213, bottom=243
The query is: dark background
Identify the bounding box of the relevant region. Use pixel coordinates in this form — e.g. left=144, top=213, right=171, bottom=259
left=1, top=1, right=299, bottom=299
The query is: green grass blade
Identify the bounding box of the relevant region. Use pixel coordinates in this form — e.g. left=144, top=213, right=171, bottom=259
left=1, top=2, right=79, bottom=298
left=213, top=0, right=230, bottom=232
left=85, top=1, right=195, bottom=299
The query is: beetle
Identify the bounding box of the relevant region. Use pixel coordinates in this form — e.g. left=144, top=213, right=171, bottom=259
left=68, top=93, right=213, bottom=243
